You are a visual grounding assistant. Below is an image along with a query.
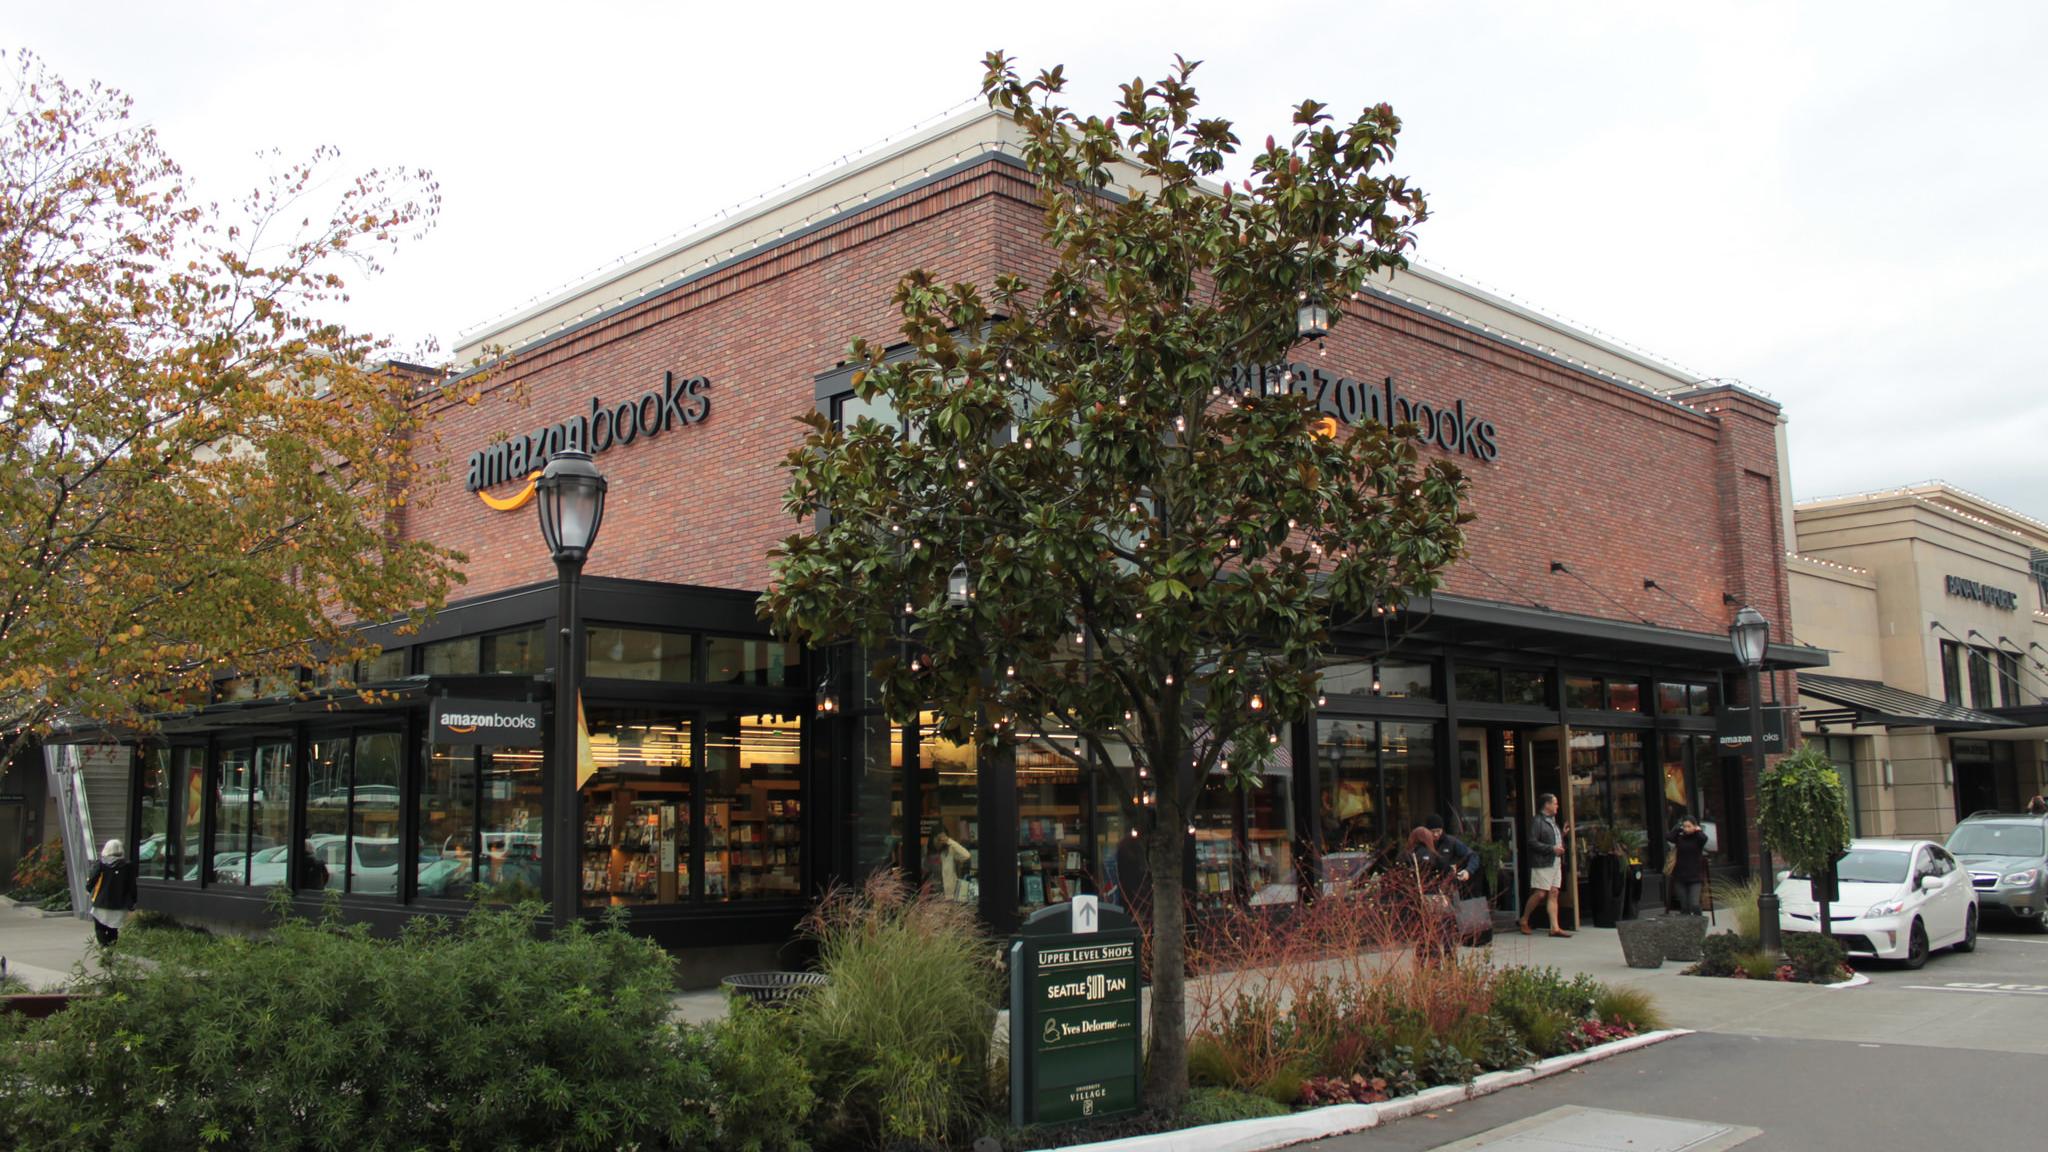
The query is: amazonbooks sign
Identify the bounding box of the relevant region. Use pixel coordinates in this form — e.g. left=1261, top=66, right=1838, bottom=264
left=1224, top=362, right=1501, bottom=463
left=430, top=698, right=544, bottom=747
left=466, top=371, right=712, bottom=493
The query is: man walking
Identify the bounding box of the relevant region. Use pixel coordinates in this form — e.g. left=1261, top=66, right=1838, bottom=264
left=1519, top=793, right=1573, bottom=937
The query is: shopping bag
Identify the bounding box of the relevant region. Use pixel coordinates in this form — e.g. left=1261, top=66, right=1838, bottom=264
left=1454, top=896, right=1492, bottom=941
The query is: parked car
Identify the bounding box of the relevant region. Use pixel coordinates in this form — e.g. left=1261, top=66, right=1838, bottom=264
left=1775, top=838, right=1978, bottom=968
left=1946, top=811, right=2048, bottom=933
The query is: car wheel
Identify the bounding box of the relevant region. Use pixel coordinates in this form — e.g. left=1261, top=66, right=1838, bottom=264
left=1902, top=919, right=1930, bottom=969
left=2031, top=908, right=2048, bottom=935
left=1954, top=906, right=1978, bottom=953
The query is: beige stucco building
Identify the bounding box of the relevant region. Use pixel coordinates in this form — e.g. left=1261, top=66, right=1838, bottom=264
left=1790, top=483, right=2048, bottom=838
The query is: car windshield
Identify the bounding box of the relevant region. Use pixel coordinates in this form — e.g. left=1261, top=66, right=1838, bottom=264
left=1832, top=849, right=1910, bottom=884
left=1948, top=824, right=2045, bottom=858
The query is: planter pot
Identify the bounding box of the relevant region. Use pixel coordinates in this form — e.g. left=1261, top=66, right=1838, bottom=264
left=1654, top=915, right=1708, bottom=962
left=1615, top=919, right=1665, bottom=968
left=1, top=993, right=86, bottom=1019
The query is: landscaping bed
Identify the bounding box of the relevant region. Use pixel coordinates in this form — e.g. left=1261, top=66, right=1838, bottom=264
left=3, top=878, right=1670, bottom=1152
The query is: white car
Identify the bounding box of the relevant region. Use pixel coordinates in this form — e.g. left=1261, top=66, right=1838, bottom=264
left=1775, top=838, right=1978, bottom=968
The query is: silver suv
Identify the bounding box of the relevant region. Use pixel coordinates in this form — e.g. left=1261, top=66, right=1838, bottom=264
left=1946, top=812, right=2048, bottom=932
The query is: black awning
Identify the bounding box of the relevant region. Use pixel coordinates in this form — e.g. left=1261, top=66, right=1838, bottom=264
left=1374, top=593, right=1831, bottom=672
left=1799, top=673, right=2016, bottom=732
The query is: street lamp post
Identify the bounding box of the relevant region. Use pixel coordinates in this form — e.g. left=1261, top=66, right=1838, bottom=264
left=1729, top=605, right=1780, bottom=955
left=536, top=449, right=607, bottom=933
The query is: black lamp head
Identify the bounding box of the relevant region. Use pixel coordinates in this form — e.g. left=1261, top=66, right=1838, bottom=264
left=536, top=449, right=607, bottom=563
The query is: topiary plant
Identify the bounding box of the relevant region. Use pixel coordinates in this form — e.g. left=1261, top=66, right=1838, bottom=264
left=1758, top=744, right=1853, bottom=941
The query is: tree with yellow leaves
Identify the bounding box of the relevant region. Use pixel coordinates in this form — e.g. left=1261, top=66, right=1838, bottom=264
left=0, top=49, right=465, bottom=758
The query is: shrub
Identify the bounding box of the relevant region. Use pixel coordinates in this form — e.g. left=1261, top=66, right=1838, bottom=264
left=790, top=872, right=1000, bottom=1150
left=1781, top=932, right=1850, bottom=984
left=1734, top=948, right=1781, bottom=980
left=695, top=1005, right=816, bottom=1152
left=1183, top=1087, right=1289, bottom=1124
left=1563, top=1019, right=1637, bottom=1050
left=1489, top=965, right=1601, bottom=1055
left=1695, top=932, right=1757, bottom=978
left=1591, top=986, right=1666, bottom=1033
left=1447, top=1012, right=1531, bottom=1072
left=0, top=902, right=756, bottom=1152
left=6, top=837, right=64, bottom=901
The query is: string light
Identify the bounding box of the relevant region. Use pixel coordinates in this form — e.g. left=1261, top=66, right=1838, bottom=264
left=1249, top=692, right=1265, bottom=711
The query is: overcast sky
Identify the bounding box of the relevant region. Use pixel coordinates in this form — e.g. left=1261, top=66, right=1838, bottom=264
left=7, top=1, right=2044, bottom=513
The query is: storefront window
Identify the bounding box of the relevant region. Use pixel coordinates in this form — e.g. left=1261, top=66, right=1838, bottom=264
left=361, top=648, right=408, bottom=682
left=588, top=626, right=695, bottom=682
left=1565, top=676, right=1603, bottom=710
left=582, top=709, right=692, bottom=906
left=1609, top=732, right=1646, bottom=860
left=1193, top=769, right=1239, bottom=910
left=418, top=746, right=478, bottom=899
left=1379, top=660, right=1437, bottom=701
left=1246, top=732, right=1297, bottom=906
left=1380, top=721, right=1438, bottom=838
left=482, top=626, right=546, bottom=675
left=1095, top=740, right=1140, bottom=911
left=919, top=715, right=978, bottom=904
left=1318, top=719, right=1380, bottom=857
left=348, top=732, right=404, bottom=897
left=1658, top=733, right=1691, bottom=835
left=705, top=637, right=797, bottom=687
left=1689, top=684, right=1715, bottom=716
left=137, top=749, right=170, bottom=879
left=209, top=747, right=253, bottom=885
left=1606, top=680, right=1643, bottom=714
left=304, top=737, right=350, bottom=891
left=1455, top=666, right=1501, bottom=704
left=1504, top=668, right=1550, bottom=707
left=1017, top=731, right=1088, bottom=913
left=174, top=746, right=204, bottom=883
left=705, top=713, right=804, bottom=901
left=1655, top=682, right=1688, bottom=716
left=422, top=636, right=481, bottom=676
left=481, top=746, right=543, bottom=901
left=299, top=730, right=403, bottom=896
left=251, top=743, right=292, bottom=889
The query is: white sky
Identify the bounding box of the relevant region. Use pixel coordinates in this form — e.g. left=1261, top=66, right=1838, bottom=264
left=7, top=1, right=2045, bottom=512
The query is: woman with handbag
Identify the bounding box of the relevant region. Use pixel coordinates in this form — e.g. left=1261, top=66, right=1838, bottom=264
left=87, top=839, right=138, bottom=947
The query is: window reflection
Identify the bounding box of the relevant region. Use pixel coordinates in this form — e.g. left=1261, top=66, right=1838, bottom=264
left=588, top=626, right=694, bottom=682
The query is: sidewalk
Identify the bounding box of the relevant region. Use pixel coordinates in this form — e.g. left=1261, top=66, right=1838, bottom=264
left=0, top=899, right=104, bottom=990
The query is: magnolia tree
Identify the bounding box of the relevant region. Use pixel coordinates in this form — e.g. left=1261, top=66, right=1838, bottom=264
left=0, top=51, right=465, bottom=758
left=761, top=53, right=1468, bottom=1106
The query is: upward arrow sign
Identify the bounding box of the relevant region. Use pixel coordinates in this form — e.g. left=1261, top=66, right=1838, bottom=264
left=1073, top=895, right=1099, bottom=934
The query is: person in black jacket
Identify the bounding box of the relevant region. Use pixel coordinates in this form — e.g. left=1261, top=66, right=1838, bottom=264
left=1423, top=815, right=1479, bottom=892
left=1668, top=816, right=1710, bottom=915
left=1396, top=826, right=1458, bottom=962
left=88, top=838, right=139, bottom=947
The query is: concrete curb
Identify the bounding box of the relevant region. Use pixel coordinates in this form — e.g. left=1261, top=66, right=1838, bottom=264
left=1046, top=1028, right=1695, bottom=1152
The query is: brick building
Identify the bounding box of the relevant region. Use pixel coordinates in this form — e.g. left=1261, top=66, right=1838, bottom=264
left=103, top=109, right=1821, bottom=975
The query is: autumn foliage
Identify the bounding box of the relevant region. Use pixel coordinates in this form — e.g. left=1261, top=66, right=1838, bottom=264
left=0, top=50, right=464, bottom=752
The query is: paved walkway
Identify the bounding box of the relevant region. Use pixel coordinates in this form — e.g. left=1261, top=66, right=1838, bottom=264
left=0, top=900, right=103, bottom=990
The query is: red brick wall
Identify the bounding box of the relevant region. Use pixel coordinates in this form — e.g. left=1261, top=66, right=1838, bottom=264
left=407, top=156, right=1794, bottom=651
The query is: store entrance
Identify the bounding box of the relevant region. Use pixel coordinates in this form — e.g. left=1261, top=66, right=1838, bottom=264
left=1461, top=725, right=1569, bottom=927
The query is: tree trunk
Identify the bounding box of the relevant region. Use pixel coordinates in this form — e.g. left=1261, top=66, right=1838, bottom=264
left=1141, top=812, right=1190, bottom=1113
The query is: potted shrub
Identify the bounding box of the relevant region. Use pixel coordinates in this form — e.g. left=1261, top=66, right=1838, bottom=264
left=1759, top=744, right=1854, bottom=942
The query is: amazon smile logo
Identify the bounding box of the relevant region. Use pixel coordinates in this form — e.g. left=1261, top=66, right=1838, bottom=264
left=477, top=471, right=542, bottom=511
left=466, top=371, right=712, bottom=505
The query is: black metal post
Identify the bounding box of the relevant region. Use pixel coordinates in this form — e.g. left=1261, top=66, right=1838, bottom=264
left=549, top=556, right=584, bottom=933
left=1749, top=663, right=1781, bottom=954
